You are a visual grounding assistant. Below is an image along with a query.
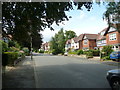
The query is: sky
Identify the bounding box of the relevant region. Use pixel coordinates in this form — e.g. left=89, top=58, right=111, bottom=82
left=41, top=3, right=108, bottom=43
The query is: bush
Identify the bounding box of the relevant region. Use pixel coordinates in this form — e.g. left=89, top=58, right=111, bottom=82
left=39, top=50, right=44, bottom=53
left=77, top=49, right=83, bottom=55
left=22, top=47, right=29, bottom=56
left=44, top=51, right=49, bottom=53
left=102, top=45, right=113, bottom=56
left=8, top=47, right=20, bottom=52
left=68, top=50, right=77, bottom=55
left=8, top=40, right=16, bottom=47
left=102, top=56, right=110, bottom=60
left=86, top=51, right=93, bottom=58
left=0, top=40, right=8, bottom=52
left=2, top=52, right=18, bottom=66
left=52, top=49, right=58, bottom=55
left=18, top=50, right=25, bottom=57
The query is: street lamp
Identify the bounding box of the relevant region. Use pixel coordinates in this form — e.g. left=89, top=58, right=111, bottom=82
left=28, top=19, right=33, bottom=60
left=28, top=32, right=33, bottom=60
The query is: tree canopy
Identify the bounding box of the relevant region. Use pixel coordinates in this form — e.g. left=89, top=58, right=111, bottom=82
left=65, top=30, right=77, bottom=41
left=103, top=2, right=120, bottom=32
left=2, top=2, right=93, bottom=48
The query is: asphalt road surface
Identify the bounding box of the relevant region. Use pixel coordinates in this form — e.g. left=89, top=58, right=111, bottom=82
left=33, top=55, right=117, bottom=88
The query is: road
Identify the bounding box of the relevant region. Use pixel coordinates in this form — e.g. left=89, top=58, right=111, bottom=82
left=33, top=54, right=117, bottom=88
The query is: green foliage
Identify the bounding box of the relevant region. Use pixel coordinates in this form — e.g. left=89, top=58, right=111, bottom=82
left=102, top=56, right=110, bottom=60
left=50, top=28, right=65, bottom=55
left=102, top=45, right=113, bottom=56
left=52, top=49, right=59, bottom=55
left=8, top=47, right=20, bottom=52
left=2, top=52, right=18, bottom=66
left=39, top=50, right=44, bottom=53
left=8, top=40, right=16, bottom=47
left=0, top=40, right=8, bottom=52
left=86, top=51, right=93, bottom=58
left=2, top=2, right=93, bottom=49
left=103, top=2, right=120, bottom=28
left=22, top=47, right=29, bottom=55
left=44, top=51, right=49, bottom=53
left=77, top=49, right=83, bottom=55
left=68, top=50, right=77, bottom=55
left=17, top=50, right=25, bottom=57
left=86, top=49, right=100, bottom=56
left=65, top=30, right=77, bottom=41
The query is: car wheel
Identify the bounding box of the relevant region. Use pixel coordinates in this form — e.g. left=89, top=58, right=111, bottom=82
left=111, top=79, right=120, bottom=90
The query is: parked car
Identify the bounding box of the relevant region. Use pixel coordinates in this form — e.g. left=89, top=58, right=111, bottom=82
left=106, top=69, right=120, bottom=90
left=110, top=51, right=120, bottom=61
left=64, top=52, right=68, bottom=56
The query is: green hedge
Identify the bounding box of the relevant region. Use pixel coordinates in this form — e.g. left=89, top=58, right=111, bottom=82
left=68, top=51, right=77, bottom=54
left=39, top=50, right=44, bottom=53
left=2, top=52, right=18, bottom=66
left=77, top=49, right=83, bottom=55
left=86, top=51, right=93, bottom=58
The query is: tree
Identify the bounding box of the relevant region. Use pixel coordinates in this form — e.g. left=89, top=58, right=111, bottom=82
left=65, top=30, right=77, bottom=41
left=103, top=2, right=120, bottom=32
left=2, top=2, right=93, bottom=48
left=50, top=28, right=66, bottom=54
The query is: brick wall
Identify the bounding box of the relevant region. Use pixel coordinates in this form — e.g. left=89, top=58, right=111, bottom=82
left=106, top=31, right=120, bottom=45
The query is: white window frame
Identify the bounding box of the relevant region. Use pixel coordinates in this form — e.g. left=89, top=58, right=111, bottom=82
left=84, top=39, right=88, bottom=45
left=109, top=33, right=117, bottom=41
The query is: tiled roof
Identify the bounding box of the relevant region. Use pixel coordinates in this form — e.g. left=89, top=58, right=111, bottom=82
left=84, top=33, right=98, bottom=40
left=66, top=39, right=71, bottom=44
left=97, top=27, right=109, bottom=40
left=76, top=34, right=84, bottom=41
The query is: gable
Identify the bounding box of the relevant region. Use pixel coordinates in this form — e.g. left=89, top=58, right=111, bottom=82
left=83, top=35, right=87, bottom=39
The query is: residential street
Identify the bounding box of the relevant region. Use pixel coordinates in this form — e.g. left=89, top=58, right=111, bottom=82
left=33, top=54, right=118, bottom=88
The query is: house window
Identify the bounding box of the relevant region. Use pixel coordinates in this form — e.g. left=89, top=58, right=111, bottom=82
left=109, top=33, right=117, bottom=41
left=84, top=39, right=88, bottom=45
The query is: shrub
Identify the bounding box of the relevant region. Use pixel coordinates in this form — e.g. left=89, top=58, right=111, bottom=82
left=18, top=50, right=25, bottom=57
left=102, top=45, right=113, bottom=56
left=52, top=49, right=58, bottom=55
left=86, top=51, right=93, bottom=58
left=77, top=49, right=83, bottom=55
left=2, top=52, right=18, bottom=66
left=22, top=47, right=29, bottom=56
left=8, top=47, right=20, bottom=52
left=68, top=50, right=77, bottom=55
left=44, top=51, right=49, bottom=53
left=39, top=50, right=44, bottom=53
left=8, top=40, right=16, bottom=47
left=0, top=40, right=8, bottom=52
left=102, top=56, right=110, bottom=60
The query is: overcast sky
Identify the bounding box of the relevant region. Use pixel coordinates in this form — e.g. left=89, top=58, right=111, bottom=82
left=41, top=3, right=108, bottom=43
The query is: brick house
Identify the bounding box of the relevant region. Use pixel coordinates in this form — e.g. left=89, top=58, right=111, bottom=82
left=96, top=27, right=109, bottom=50
left=105, top=24, right=120, bottom=51
left=77, top=34, right=98, bottom=50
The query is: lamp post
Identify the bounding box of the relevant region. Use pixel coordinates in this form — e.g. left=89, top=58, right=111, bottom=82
left=28, top=19, right=33, bottom=60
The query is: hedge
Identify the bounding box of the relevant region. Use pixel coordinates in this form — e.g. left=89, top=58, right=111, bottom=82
left=2, top=52, right=18, bottom=66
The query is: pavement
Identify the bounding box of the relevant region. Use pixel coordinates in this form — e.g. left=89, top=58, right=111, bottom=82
left=2, top=56, right=35, bottom=88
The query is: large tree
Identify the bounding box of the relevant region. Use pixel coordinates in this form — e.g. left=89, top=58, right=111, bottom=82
left=2, top=2, right=93, bottom=48
left=103, top=2, right=120, bottom=32
left=65, top=30, right=77, bottom=41
left=50, top=28, right=65, bottom=54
